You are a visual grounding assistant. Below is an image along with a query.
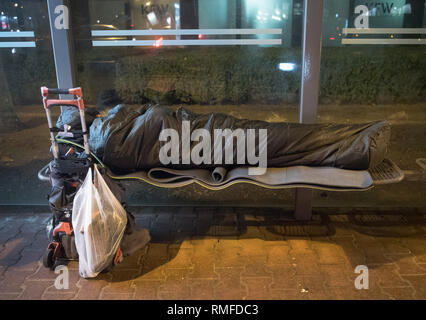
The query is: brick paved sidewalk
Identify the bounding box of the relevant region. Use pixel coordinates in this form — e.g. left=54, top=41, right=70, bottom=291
left=0, top=207, right=425, bottom=300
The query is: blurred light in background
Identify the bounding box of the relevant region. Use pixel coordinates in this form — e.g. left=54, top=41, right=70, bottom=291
left=278, top=63, right=296, bottom=71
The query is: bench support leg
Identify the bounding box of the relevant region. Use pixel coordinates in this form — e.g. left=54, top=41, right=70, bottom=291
left=294, top=188, right=313, bottom=221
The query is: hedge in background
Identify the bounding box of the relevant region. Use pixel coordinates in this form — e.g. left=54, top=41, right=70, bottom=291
left=115, top=46, right=426, bottom=105
left=3, top=46, right=425, bottom=106
left=320, top=47, right=426, bottom=104
left=115, top=47, right=302, bottom=105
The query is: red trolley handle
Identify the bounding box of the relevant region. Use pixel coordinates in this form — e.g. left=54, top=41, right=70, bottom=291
left=41, top=87, right=83, bottom=98
left=41, top=87, right=84, bottom=111
left=41, top=86, right=90, bottom=157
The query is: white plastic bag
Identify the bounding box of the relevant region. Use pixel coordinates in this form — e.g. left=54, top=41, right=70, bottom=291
left=72, top=164, right=127, bottom=278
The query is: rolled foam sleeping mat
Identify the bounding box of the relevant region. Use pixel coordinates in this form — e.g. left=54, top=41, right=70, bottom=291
left=107, top=165, right=374, bottom=191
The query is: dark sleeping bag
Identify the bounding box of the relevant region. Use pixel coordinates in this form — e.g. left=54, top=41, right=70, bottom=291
left=88, top=104, right=390, bottom=173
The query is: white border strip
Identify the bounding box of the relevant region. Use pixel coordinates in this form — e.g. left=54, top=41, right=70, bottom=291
left=92, top=28, right=282, bottom=36
left=342, top=39, right=426, bottom=45
left=343, top=28, right=426, bottom=34
left=0, top=41, right=36, bottom=47
left=93, top=39, right=282, bottom=46
left=0, top=31, right=35, bottom=37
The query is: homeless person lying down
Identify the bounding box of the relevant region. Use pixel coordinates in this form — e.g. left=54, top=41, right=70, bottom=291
left=87, top=104, right=390, bottom=174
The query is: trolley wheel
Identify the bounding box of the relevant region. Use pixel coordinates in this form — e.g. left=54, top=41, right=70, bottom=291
left=52, top=259, right=67, bottom=271
left=43, top=248, right=55, bottom=269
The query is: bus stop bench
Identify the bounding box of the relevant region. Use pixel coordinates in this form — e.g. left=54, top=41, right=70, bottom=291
left=106, top=158, right=404, bottom=221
